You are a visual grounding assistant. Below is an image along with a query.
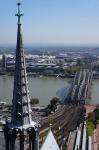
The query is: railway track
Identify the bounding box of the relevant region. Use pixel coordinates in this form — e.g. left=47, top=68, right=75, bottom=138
left=39, top=105, right=83, bottom=146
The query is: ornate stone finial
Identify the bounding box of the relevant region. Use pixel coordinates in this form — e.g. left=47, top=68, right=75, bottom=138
left=16, top=0, right=21, bottom=5
left=15, top=1, right=23, bottom=24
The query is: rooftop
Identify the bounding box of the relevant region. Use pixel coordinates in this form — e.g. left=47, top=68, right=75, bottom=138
left=41, top=130, right=60, bottom=150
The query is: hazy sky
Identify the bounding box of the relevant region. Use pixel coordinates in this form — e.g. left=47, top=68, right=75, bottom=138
left=0, top=0, right=99, bottom=45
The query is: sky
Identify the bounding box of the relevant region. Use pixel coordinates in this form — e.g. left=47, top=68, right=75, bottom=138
left=0, top=0, right=99, bottom=45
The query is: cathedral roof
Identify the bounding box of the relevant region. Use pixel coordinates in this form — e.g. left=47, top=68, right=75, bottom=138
left=41, top=130, right=60, bottom=150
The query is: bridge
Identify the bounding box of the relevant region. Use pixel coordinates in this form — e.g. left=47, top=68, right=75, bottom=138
left=65, top=69, right=93, bottom=104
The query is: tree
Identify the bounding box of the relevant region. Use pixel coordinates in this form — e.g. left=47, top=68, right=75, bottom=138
left=50, top=97, right=60, bottom=105
left=30, top=98, right=39, bottom=105
left=94, top=108, right=99, bottom=121
left=50, top=97, right=59, bottom=112
left=46, top=105, right=52, bottom=115
left=77, top=59, right=83, bottom=66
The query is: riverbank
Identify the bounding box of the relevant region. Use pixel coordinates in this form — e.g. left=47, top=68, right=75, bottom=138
left=0, top=70, right=75, bottom=78
left=1, top=71, right=99, bottom=80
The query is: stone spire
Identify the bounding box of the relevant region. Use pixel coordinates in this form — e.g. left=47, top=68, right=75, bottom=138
left=4, top=2, right=39, bottom=150
left=11, top=2, right=32, bottom=126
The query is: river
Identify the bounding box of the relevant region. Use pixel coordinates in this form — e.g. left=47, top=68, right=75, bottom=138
left=0, top=76, right=98, bottom=106
left=89, top=79, right=99, bottom=105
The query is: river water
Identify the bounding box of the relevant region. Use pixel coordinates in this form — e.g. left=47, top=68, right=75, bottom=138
left=90, top=80, right=99, bottom=105
left=0, top=76, right=98, bottom=106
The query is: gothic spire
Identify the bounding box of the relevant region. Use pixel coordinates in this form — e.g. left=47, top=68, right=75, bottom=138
left=4, top=3, right=39, bottom=150
left=11, top=2, right=34, bottom=127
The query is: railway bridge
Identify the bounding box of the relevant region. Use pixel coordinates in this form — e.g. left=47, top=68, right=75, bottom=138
left=65, top=69, right=93, bottom=104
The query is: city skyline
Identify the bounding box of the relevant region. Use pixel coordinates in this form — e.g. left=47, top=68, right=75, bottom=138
left=0, top=0, right=99, bottom=45
left=0, top=2, right=99, bottom=150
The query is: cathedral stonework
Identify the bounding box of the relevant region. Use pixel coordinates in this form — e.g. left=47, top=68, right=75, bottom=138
left=4, top=2, right=39, bottom=150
